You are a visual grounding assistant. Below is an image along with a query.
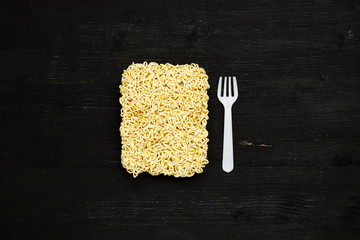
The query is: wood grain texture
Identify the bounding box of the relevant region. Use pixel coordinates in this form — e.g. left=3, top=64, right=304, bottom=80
left=1, top=0, right=360, bottom=239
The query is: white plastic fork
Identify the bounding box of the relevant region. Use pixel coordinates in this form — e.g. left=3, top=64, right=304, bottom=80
left=217, top=76, right=238, bottom=173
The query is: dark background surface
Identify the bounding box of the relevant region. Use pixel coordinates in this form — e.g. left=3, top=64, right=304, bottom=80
left=1, top=0, right=360, bottom=239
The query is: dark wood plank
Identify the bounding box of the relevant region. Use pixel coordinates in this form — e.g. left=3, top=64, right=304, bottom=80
left=1, top=168, right=360, bottom=239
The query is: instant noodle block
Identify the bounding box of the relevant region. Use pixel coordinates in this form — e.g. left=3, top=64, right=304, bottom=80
left=119, top=62, right=210, bottom=177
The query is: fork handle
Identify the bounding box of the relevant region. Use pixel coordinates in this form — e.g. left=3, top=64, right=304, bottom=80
left=222, top=107, right=234, bottom=173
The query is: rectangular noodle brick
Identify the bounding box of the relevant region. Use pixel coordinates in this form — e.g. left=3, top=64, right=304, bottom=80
left=119, top=62, right=210, bottom=177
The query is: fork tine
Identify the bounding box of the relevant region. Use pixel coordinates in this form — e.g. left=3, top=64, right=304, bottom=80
left=228, top=76, right=233, bottom=96
left=217, top=76, right=223, bottom=98
left=224, top=76, right=228, bottom=97
left=233, top=76, right=238, bottom=97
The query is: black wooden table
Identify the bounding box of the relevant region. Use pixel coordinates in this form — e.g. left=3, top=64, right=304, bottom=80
left=1, top=0, right=360, bottom=239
